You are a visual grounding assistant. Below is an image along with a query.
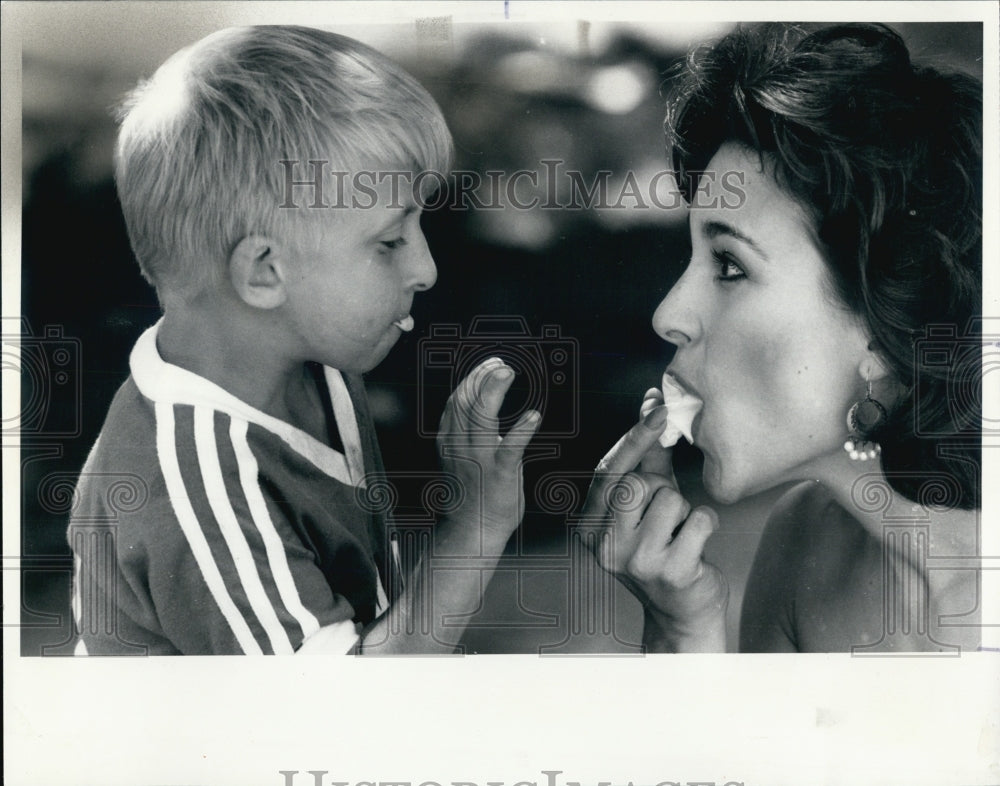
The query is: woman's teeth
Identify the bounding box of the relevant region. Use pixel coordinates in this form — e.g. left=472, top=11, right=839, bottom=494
left=393, top=315, right=414, bottom=332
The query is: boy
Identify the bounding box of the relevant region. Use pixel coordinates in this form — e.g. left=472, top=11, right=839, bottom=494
left=68, top=25, right=538, bottom=655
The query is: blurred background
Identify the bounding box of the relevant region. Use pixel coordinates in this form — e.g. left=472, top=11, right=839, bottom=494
left=12, top=5, right=983, bottom=654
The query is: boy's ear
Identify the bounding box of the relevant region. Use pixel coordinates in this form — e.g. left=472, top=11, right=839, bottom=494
left=228, top=235, right=288, bottom=309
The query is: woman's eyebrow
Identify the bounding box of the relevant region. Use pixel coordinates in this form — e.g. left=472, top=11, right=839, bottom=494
left=702, top=219, right=770, bottom=261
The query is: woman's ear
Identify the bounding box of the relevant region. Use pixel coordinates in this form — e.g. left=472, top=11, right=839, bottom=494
left=858, top=340, right=893, bottom=384
left=229, top=235, right=287, bottom=309
left=857, top=343, right=903, bottom=406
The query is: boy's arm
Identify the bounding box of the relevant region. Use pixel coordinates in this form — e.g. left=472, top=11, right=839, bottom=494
left=366, top=358, right=538, bottom=653
left=71, top=448, right=365, bottom=656
left=297, top=358, right=538, bottom=655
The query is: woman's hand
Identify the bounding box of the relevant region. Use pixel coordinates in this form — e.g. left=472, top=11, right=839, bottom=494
left=582, top=389, right=728, bottom=651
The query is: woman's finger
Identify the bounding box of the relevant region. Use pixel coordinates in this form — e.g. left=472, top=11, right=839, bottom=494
left=663, top=505, right=719, bottom=587
left=631, top=486, right=690, bottom=557
left=639, top=441, right=675, bottom=481
left=595, top=485, right=643, bottom=570
left=637, top=390, right=675, bottom=480
left=639, top=388, right=663, bottom=418
left=590, top=406, right=668, bottom=500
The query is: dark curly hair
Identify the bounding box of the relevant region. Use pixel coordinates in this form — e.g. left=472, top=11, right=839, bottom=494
left=666, top=23, right=983, bottom=509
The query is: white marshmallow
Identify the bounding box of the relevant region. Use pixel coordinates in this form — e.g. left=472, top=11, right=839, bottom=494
left=658, top=371, right=703, bottom=447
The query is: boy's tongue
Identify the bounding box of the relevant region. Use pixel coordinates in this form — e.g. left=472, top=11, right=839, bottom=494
left=658, top=372, right=703, bottom=447
left=393, top=315, right=414, bottom=332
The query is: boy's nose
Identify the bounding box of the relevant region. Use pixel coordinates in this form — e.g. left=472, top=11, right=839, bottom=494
left=407, top=232, right=437, bottom=291
left=651, top=268, right=700, bottom=347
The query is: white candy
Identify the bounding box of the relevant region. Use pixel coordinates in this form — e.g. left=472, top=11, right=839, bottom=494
left=658, top=371, right=704, bottom=448
left=393, top=315, right=414, bottom=332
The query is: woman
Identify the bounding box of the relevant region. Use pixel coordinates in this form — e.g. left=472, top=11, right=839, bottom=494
left=585, top=23, right=983, bottom=653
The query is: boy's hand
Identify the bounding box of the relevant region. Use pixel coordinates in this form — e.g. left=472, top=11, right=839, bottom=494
left=436, top=358, right=539, bottom=549
left=582, top=389, right=728, bottom=651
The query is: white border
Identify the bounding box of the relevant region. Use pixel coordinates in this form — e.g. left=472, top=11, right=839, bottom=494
left=3, top=3, right=998, bottom=785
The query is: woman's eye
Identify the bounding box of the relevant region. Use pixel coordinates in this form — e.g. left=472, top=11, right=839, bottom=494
left=712, top=249, right=746, bottom=282
left=379, top=237, right=407, bottom=251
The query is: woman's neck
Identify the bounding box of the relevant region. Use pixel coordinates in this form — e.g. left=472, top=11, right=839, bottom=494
left=815, top=456, right=979, bottom=557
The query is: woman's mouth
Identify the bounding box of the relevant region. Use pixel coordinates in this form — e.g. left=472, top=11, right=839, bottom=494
left=659, top=370, right=704, bottom=447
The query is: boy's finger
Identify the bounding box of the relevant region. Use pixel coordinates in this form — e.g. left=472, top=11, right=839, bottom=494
left=464, top=357, right=505, bottom=405
left=473, top=364, right=515, bottom=423
left=450, top=357, right=505, bottom=426
left=495, top=410, right=540, bottom=471
left=665, top=506, right=719, bottom=584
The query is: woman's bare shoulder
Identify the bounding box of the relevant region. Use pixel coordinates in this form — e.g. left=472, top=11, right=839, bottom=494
left=740, top=482, right=876, bottom=652
left=739, top=483, right=817, bottom=651
left=765, top=481, right=867, bottom=559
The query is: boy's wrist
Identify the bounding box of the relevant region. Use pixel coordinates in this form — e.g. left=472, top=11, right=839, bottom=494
left=435, top=515, right=512, bottom=557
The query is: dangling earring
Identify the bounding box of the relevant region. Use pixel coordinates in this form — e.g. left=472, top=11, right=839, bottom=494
left=844, top=378, right=887, bottom=461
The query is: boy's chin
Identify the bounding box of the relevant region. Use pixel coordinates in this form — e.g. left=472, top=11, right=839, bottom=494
left=316, top=336, right=399, bottom=374
left=356, top=340, right=399, bottom=373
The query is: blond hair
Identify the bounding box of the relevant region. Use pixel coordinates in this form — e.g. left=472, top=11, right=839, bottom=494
left=114, top=25, right=453, bottom=303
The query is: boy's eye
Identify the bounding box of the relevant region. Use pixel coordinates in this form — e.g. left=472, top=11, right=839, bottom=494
left=379, top=237, right=407, bottom=251
left=711, top=249, right=746, bottom=282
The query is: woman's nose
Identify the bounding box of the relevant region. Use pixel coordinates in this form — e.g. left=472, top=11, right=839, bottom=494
left=651, top=267, right=700, bottom=346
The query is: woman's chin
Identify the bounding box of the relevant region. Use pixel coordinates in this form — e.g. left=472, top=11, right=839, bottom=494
left=701, top=454, right=789, bottom=505
left=700, top=457, right=746, bottom=505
